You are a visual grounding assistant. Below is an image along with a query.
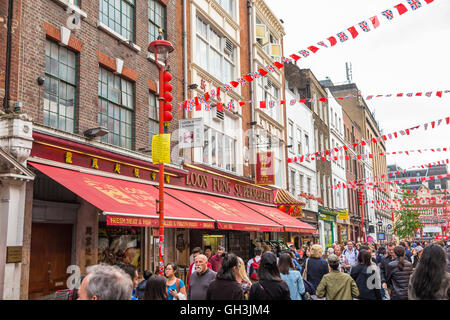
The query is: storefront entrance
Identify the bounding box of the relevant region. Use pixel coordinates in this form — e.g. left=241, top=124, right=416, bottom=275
left=28, top=223, right=73, bottom=300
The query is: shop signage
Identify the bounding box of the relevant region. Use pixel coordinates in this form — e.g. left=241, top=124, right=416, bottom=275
left=183, top=171, right=272, bottom=203
left=387, top=224, right=392, bottom=229
left=423, top=226, right=441, bottom=233
left=378, top=233, right=385, bottom=241
left=178, top=118, right=204, bottom=149
left=106, top=215, right=214, bottom=229
left=255, top=152, right=275, bottom=185
left=377, top=221, right=383, bottom=226
left=152, top=134, right=171, bottom=164
left=6, top=246, right=22, bottom=263
left=338, top=210, right=348, bottom=220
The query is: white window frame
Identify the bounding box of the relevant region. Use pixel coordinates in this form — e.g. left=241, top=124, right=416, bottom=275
left=195, top=16, right=235, bottom=84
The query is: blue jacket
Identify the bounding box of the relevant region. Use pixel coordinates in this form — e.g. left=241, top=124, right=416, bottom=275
left=305, top=257, right=329, bottom=289
left=280, top=269, right=305, bottom=300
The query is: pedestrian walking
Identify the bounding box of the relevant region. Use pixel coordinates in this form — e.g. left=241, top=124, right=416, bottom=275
left=411, top=246, right=423, bottom=269
left=247, top=247, right=262, bottom=281
left=249, top=251, right=291, bottom=300
left=77, top=264, right=133, bottom=300
left=115, top=262, right=139, bottom=300
left=204, top=246, right=212, bottom=260
left=334, top=245, right=345, bottom=272
left=206, top=253, right=244, bottom=300
left=208, top=246, right=225, bottom=272
left=316, top=254, right=359, bottom=300
left=143, top=275, right=168, bottom=300
left=386, top=246, right=413, bottom=300
left=278, top=253, right=305, bottom=300
left=165, top=263, right=187, bottom=300
left=188, top=254, right=217, bottom=300
left=304, top=244, right=329, bottom=290
left=187, top=247, right=212, bottom=287
left=135, top=270, right=152, bottom=300
left=236, top=256, right=252, bottom=299
left=376, top=247, right=386, bottom=266
left=342, top=241, right=359, bottom=273
left=400, top=241, right=413, bottom=263
left=408, top=244, right=450, bottom=300
left=446, top=246, right=450, bottom=273
left=380, top=243, right=396, bottom=292
left=350, top=249, right=382, bottom=300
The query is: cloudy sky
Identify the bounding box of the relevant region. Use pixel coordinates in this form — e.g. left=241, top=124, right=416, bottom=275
left=265, top=0, right=450, bottom=170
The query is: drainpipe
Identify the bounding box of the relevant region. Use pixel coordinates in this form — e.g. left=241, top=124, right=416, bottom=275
left=183, top=0, right=188, bottom=119
left=2, top=0, right=14, bottom=112
left=248, top=0, right=255, bottom=178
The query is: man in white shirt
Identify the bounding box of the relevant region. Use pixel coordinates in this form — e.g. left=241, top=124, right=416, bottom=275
left=342, top=241, right=359, bottom=273
left=247, top=247, right=262, bottom=278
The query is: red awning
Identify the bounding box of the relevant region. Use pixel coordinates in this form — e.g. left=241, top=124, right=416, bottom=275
left=240, top=202, right=317, bottom=234
left=164, top=188, right=284, bottom=232
left=29, top=162, right=215, bottom=229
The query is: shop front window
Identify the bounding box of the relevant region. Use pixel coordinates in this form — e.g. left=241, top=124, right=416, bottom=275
left=98, top=224, right=142, bottom=269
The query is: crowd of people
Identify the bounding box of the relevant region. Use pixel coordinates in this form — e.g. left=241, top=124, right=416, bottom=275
left=73, top=239, right=450, bottom=300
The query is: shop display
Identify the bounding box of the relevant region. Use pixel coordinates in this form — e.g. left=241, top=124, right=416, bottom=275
left=98, top=224, right=142, bottom=268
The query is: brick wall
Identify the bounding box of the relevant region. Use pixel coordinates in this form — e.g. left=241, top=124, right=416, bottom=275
left=17, top=0, right=178, bottom=152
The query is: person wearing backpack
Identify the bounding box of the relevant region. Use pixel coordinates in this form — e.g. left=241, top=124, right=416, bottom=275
left=247, top=247, right=262, bottom=282
left=342, top=241, right=359, bottom=273
left=165, top=263, right=187, bottom=300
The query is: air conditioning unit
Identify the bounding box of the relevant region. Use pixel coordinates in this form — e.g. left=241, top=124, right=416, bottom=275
left=213, top=109, right=224, bottom=122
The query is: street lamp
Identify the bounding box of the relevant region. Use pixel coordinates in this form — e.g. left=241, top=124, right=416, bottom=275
left=148, top=29, right=174, bottom=276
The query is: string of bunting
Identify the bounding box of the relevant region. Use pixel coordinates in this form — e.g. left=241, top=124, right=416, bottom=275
left=181, top=90, right=450, bottom=111
left=289, top=116, right=450, bottom=163
left=365, top=196, right=447, bottom=205
left=371, top=205, right=449, bottom=211
left=333, top=173, right=450, bottom=189
left=365, top=187, right=450, bottom=194
left=181, top=0, right=437, bottom=109
left=293, top=148, right=450, bottom=165
left=329, top=158, right=449, bottom=189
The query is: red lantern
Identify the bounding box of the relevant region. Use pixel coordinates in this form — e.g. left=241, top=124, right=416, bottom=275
left=278, top=205, right=285, bottom=212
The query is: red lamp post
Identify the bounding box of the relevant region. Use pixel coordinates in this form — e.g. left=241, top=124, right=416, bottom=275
left=148, top=33, right=174, bottom=276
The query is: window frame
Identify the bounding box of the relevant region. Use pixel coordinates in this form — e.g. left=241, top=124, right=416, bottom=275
left=195, top=16, right=236, bottom=84
left=148, top=0, right=166, bottom=43
left=98, top=67, right=134, bottom=149
left=44, top=40, right=77, bottom=133
left=99, top=0, right=135, bottom=41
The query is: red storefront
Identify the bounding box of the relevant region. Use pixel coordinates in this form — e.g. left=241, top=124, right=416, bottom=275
left=26, top=130, right=316, bottom=297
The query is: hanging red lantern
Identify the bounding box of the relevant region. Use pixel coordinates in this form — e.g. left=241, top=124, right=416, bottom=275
left=288, top=206, right=294, bottom=214
left=278, top=205, right=285, bottom=212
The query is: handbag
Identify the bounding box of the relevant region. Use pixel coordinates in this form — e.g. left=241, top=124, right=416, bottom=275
left=301, top=258, right=316, bottom=295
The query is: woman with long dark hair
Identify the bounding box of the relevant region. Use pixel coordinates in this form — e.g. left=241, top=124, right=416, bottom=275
left=143, top=275, right=168, bottom=300
left=206, top=252, right=244, bottom=300
left=165, top=263, right=187, bottom=300
left=350, top=249, right=382, bottom=300
left=409, top=244, right=450, bottom=300
left=386, top=246, right=413, bottom=300
left=249, top=251, right=290, bottom=300
left=278, top=253, right=305, bottom=300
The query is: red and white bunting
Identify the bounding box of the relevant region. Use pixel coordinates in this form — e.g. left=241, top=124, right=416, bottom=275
left=181, top=0, right=437, bottom=108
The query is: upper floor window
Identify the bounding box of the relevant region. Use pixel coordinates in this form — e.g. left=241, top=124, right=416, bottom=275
left=98, top=68, right=134, bottom=149
left=297, top=128, right=302, bottom=155
left=148, top=0, right=166, bottom=43
left=257, top=77, right=281, bottom=122
left=149, top=92, right=159, bottom=147
left=216, top=0, right=235, bottom=18
left=100, top=0, right=135, bottom=41
left=195, top=16, right=235, bottom=83
left=44, top=40, right=76, bottom=133
left=255, top=16, right=281, bottom=61
left=288, top=121, right=294, bottom=149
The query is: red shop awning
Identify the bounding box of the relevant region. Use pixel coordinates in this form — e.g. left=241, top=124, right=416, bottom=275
left=29, top=162, right=215, bottom=229
left=164, top=188, right=284, bottom=232
left=241, top=202, right=317, bottom=234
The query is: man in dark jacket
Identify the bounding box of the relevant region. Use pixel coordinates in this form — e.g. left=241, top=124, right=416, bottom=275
left=380, top=243, right=395, bottom=291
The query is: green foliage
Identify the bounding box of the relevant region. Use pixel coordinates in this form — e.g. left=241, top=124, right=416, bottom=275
left=393, top=185, right=424, bottom=239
